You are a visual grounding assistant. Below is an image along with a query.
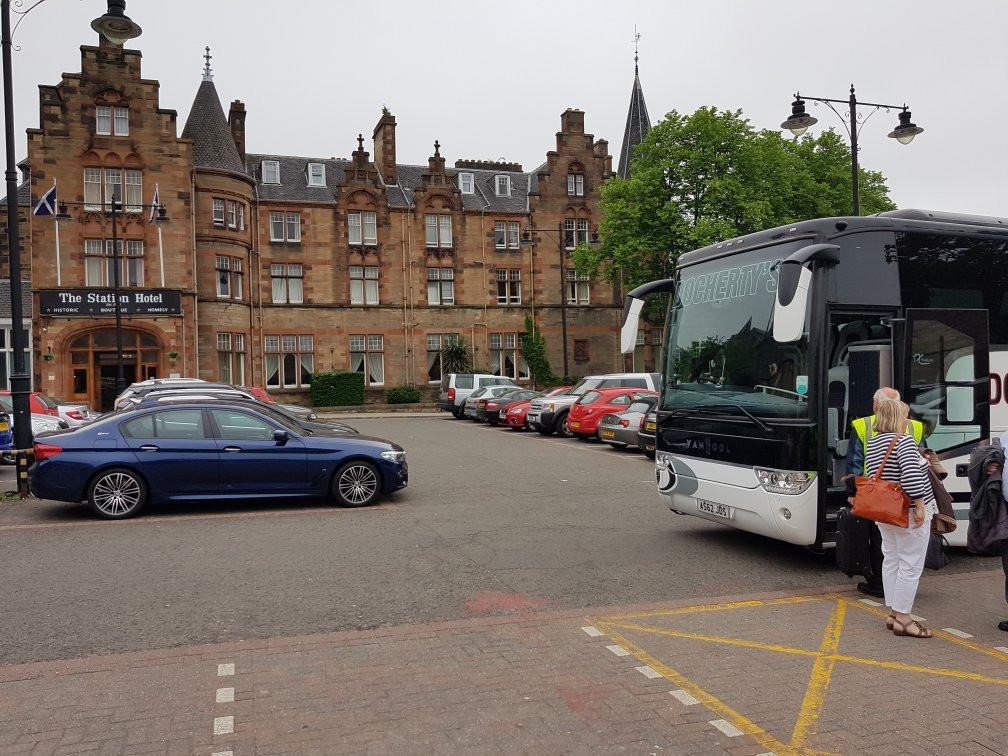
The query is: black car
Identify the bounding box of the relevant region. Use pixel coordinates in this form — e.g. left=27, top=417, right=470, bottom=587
left=637, top=408, right=657, bottom=459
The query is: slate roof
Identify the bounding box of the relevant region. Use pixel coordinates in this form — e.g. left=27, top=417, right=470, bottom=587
left=617, top=61, right=651, bottom=180
left=0, top=180, right=30, bottom=207
left=246, top=154, right=349, bottom=203
left=0, top=279, right=32, bottom=319
left=181, top=80, right=247, bottom=175
left=247, top=155, right=533, bottom=215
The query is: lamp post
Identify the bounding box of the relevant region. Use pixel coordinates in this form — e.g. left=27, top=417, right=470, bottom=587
left=781, top=85, right=923, bottom=216
left=57, top=198, right=169, bottom=392
left=521, top=224, right=600, bottom=383
left=2, top=0, right=38, bottom=495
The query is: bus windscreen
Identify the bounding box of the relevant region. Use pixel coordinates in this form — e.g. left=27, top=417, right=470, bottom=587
left=663, top=243, right=811, bottom=419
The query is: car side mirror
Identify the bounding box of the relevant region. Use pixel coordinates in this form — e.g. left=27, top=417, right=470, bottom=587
left=273, top=429, right=289, bottom=445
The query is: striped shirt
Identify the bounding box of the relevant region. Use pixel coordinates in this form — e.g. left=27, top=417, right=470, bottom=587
left=864, top=431, right=934, bottom=503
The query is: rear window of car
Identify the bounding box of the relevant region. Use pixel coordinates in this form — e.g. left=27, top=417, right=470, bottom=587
left=600, top=377, right=646, bottom=388
left=579, top=391, right=603, bottom=404
left=569, top=378, right=603, bottom=396
left=36, top=394, right=59, bottom=409
left=627, top=400, right=654, bottom=413
left=456, top=375, right=474, bottom=389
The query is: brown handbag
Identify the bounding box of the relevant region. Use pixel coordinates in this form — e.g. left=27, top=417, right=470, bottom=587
left=928, top=468, right=957, bottom=534
left=852, top=435, right=911, bottom=527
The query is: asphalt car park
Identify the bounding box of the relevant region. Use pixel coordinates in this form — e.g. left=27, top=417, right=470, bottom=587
left=2, top=413, right=997, bottom=670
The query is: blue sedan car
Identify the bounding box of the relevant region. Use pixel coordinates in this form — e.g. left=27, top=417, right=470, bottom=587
left=29, top=400, right=407, bottom=518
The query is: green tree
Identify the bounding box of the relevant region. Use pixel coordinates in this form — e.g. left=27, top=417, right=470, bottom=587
left=520, top=315, right=559, bottom=388
left=441, top=336, right=473, bottom=374
left=573, top=106, right=895, bottom=296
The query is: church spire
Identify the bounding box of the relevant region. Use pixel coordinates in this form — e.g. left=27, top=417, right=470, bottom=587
left=617, top=28, right=651, bottom=180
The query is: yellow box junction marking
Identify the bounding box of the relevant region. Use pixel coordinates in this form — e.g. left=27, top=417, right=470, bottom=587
left=589, top=593, right=1008, bottom=755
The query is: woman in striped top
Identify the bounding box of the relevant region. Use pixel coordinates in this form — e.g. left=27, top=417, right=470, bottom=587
left=864, top=398, right=935, bottom=638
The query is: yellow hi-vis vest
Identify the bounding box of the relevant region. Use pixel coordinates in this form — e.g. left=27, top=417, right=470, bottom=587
left=851, top=414, right=925, bottom=473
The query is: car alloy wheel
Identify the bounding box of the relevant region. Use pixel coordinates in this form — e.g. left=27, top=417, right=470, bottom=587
left=558, top=414, right=575, bottom=438
left=333, top=460, right=381, bottom=507
left=87, top=468, right=147, bottom=519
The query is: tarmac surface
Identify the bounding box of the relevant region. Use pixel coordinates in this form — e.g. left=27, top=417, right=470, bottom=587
left=2, top=569, right=1006, bottom=754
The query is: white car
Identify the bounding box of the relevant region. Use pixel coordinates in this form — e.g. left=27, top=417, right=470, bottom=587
left=51, top=397, right=94, bottom=427
left=1, top=414, right=67, bottom=464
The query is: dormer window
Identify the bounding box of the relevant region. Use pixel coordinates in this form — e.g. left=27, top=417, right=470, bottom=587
left=458, top=172, right=474, bottom=194
left=262, top=160, right=280, bottom=184
left=495, top=175, right=511, bottom=197
left=307, top=163, right=325, bottom=187
left=96, top=105, right=129, bottom=136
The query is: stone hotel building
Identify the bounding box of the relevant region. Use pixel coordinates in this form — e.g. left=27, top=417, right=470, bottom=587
left=2, top=4, right=653, bottom=411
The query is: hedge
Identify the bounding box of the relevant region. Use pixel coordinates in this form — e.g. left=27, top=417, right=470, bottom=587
left=310, top=371, right=365, bottom=406
left=386, top=385, right=422, bottom=404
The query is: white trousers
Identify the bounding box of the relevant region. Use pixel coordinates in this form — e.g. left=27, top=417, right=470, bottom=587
left=878, top=513, right=932, bottom=614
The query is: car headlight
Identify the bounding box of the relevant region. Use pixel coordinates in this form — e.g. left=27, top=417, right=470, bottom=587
left=380, top=450, right=406, bottom=464
left=307, top=412, right=318, bottom=421
left=753, top=467, right=816, bottom=495
left=545, top=402, right=555, bottom=412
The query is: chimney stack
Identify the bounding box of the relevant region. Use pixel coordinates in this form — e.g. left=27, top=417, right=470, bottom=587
left=229, top=100, right=246, bottom=161
left=373, top=112, right=397, bottom=184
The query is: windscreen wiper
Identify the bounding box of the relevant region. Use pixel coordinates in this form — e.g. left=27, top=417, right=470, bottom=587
left=701, top=402, right=776, bottom=436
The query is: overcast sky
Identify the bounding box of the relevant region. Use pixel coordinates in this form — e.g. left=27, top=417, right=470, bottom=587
left=4, top=0, right=1006, bottom=217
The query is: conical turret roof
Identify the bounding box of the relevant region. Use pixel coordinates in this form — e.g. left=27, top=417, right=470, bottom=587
left=617, top=57, right=651, bottom=180
left=182, top=79, right=245, bottom=175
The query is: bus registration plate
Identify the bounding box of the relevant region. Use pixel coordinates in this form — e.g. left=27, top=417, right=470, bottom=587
left=697, top=499, right=732, bottom=519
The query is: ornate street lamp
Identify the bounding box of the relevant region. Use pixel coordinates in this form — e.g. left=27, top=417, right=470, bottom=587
left=57, top=198, right=169, bottom=391
left=521, top=225, right=601, bottom=383
left=781, top=85, right=923, bottom=216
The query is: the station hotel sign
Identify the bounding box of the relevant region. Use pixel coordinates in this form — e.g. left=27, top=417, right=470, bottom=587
left=39, top=289, right=183, bottom=317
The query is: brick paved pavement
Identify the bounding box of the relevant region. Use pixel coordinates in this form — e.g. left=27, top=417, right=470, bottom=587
left=2, top=569, right=1006, bottom=755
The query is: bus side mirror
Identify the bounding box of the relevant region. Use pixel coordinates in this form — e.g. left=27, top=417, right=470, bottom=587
left=773, top=244, right=840, bottom=343
left=619, top=279, right=677, bottom=354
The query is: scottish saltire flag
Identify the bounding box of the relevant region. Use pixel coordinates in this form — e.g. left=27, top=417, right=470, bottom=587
left=33, top=184, right=57, bottom=216
left=148, top=185, right=159, bottom=222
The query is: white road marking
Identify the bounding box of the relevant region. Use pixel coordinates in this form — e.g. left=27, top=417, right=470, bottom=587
left=606, top=644, right=630, bottom=657
left=858, top=598, right=883, bottom=607
left=213, top=716, right=234, bottom=735
left=217, top=662, right=235, bottom=677
left=909, top=613, right=927, bottom=622
left=942, top=627, right=973, bottom=639
left=709, top=718, right=744, bottom=737
left=670, top=689, right=699, bottom=706
left=995, top=647, right=1008, bottom=654
left=212, top=752, right=233, bottom=756
left=216, top=687, right=235, bottom=703
left=636, top=665, right=662, bottom=679
left=581, top=625, right=603, bottom=637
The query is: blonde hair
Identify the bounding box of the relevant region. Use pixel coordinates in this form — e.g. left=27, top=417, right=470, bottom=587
left=874, top=398, right=909, bottom=434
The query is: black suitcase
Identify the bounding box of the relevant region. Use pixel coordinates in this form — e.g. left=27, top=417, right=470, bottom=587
left=835, top=507, right=872, bottom=578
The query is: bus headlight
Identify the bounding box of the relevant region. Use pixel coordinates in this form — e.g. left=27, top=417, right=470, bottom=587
left=753, top=467, right=815, bottom=495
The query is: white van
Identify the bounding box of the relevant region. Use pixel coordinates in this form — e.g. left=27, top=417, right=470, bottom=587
left=438, top=373, right=517, bottom=419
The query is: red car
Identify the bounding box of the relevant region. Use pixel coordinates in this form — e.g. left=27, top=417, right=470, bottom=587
left=503, top=386, right=570, bottom=430
left=566, top=388, right=657, bottom=440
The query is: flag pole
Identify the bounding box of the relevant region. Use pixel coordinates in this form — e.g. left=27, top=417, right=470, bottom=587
left=52, top=180, right=60, bottom=286
left=158, top=224, right=164, bottom=287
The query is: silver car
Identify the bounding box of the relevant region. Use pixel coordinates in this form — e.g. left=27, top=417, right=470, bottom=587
left=463, top=385, right=519, bottom=421
left=597, top=396, right=659, bottom=450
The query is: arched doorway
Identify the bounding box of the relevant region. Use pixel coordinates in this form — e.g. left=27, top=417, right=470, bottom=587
left=69, top=328, right=163, bottom=411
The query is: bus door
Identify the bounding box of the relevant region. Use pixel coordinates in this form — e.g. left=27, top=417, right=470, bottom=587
left=897, top=309, right=990, bottom=456
left=824, top=313, right=896, bottom=500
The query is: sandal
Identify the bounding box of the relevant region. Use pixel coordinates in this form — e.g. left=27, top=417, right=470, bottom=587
left=886, top=613, right=896, bottom=631
left=892, top=618, right=932, bottom=638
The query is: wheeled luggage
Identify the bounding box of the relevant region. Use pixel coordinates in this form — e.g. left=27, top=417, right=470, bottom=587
left=835, top=506, right=872, bottom=578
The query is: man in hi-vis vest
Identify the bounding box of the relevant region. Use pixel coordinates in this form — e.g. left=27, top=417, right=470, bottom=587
left=845, top=387, right=926, bottom=597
